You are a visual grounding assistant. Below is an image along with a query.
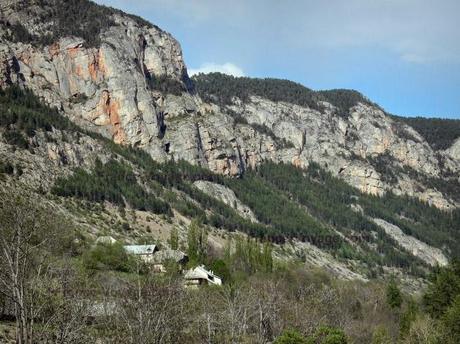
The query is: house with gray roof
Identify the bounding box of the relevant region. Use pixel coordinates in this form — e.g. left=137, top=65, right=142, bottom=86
left=123, top=244, right=158, bottom=262
left=151, top=249, right=189, bottom=273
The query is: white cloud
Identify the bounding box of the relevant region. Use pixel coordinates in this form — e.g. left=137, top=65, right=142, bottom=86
left=401, top=53, right=429, bottom=64
left=188, top=62, right=245, bottom=77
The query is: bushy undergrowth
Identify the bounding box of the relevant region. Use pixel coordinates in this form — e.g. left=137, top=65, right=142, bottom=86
left=82, top=242, right=137, bottom=273
left=2, top=169, right=460, bottom=344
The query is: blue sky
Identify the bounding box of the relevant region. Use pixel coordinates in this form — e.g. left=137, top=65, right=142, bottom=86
left=96, top=0, right=460, bottom=119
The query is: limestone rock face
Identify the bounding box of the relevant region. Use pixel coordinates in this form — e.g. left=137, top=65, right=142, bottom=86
left=0, top=1, right=459, bottom=209
left=224, top=97, right=459, bottom=208
left=0, top=10, right=189, bottom=154
left=446, top=138, right=460, bottom=162
left=372, top=218, right=448, bottom=267
left=193, top=180, right=258, bottom=222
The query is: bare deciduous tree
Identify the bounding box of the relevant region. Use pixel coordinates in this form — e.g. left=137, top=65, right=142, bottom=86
left=38, top=262, right=91, bottom=344
left=114, top=275, right=187, bottom=344
left=0, top=195, right=53, bottom=344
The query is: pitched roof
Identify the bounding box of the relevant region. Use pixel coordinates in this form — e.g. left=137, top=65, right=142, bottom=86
left=184, top=265, right=222, bottom=285
left=123, top=245, right=157, bottom=255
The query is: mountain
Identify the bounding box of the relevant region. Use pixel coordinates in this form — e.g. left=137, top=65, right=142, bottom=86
left=1, top=0, right=460, bottom=283
left=2, top=1, right=460, bottom=343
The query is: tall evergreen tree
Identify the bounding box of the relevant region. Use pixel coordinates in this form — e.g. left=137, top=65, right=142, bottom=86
left=169, top=227, right=179, bottom=250
left=386, top=278, right=403, bottom=309
left=187, top=219, right=208, bottom=266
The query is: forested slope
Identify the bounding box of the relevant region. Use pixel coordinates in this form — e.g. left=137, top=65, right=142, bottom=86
left=394, top=116, right=460, bottom=150
left=192, top=72, right=379, bottom=118
left=1, top=86, right=458, bottom=279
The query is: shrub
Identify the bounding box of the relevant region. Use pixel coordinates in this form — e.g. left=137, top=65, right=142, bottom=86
left=386, top=278, right=403, bottom=309
left=209, top=259, right=231, bottom=284
left=0, top=161, right=14, bottom=175
left=3, top=129, right=28, bottom=149
left=306, top=326, right=348, bottom=344
left=274, top=329, right=308, bottom=344
left=442, top=295, right=460, bottom=344
left=371, top=326, right=392, bottom=344
left=82, top=242, right=136, bottom=273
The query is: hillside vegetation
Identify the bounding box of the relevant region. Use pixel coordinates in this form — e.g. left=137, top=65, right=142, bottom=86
left=1, top=187, right=460, bottom=343
left=2, top=86, right=458, bottom=278
left=394, top=116, right=460, bottom=150
left=5, top=0, right=154, bottom=47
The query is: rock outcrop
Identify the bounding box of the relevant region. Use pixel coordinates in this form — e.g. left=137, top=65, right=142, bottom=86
left=193, top=180, right=258, bottom=222
left=284, top=240, right=368, bottom=282
left=373, top=218, right=448, bottom=267
left=446, top=138, right=460, bottom=163
left=0, top=127, right=113, bottom=190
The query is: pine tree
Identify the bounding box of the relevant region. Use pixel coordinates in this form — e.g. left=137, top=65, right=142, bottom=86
left=187, top=219, right=207, bottom=266
left=399, top=298, right=418, bottom=339
left=386, top=278, right=402, bottom=309
left=262, top=242, right=273, bottom=273
left=442, top=295, right=460, bottom=344
left=169, top=227, right=179, bottom=250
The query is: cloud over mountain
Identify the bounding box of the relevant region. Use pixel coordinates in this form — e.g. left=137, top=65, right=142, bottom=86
left=188, top=62, right=245, bottom=77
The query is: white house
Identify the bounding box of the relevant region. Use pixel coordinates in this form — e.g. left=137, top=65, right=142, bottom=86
left=184, top=265, right=222, bottom=287
left=123, top=244, right=158, bottom=263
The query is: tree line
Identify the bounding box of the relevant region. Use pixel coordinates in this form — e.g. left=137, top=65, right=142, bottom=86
left=6, top=0, right=155, bottom=48
left=52, top=158, right=171, bottom=215
left=192, top=72, right=378, bottom=118
left=394, top=116, right=460, bottom=151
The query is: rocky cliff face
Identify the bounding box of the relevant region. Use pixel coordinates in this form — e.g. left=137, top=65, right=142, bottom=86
left=224, top=96, right=459, bottom=209
left=0, top=0, right=459, bottom=209
left=193, top=180, right=258, bottom=222
left=372, top=218, right=448, bottom=267
left=447, top=138, right=460, bottom=162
